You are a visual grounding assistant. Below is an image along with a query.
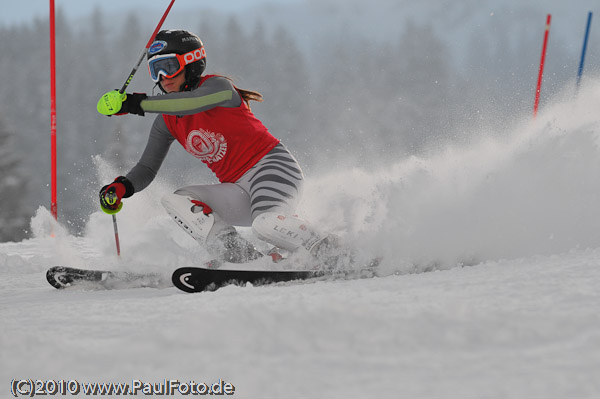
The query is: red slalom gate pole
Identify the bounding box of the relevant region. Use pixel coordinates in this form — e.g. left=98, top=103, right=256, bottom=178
left=49, top=0, right=57, bottom=219
left=533, top=14, right=551, bottom=118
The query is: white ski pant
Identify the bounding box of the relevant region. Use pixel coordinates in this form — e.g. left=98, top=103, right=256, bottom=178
left=167, top=143, right=325, bottom=252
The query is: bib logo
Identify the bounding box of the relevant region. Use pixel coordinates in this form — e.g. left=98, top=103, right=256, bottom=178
left=186, top=129, right=227, bottom=163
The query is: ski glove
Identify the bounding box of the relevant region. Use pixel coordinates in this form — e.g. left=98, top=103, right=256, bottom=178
left=97, top=90, right=147, bottom=116
left=99, top=176, right=135, bottom=215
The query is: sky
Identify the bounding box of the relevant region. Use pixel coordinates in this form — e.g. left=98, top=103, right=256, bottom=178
left=0, top=0, right=300, bottom=26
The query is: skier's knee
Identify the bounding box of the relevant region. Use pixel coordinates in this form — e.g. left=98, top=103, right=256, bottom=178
left=252, top=211, right=324, bottom=253
left=161, top=192, right=227, bottom=244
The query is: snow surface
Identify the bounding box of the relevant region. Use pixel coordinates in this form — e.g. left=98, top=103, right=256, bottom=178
left=3, top=81, right=600, bottom=398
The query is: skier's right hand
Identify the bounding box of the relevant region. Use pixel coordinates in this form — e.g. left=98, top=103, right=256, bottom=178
left=97, top=90, right=146, bottom=116
left=99, top=177, right=133, bottom=215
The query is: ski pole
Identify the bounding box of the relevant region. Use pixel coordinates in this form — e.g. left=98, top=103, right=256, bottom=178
left=104, top=189, right=122, bottom=257
left=112, top=214, right=121, bottom=257
left=107, top=0, right=176, bottom=256
left=106, top=0, right=175, bottom=256
left=119, top=0, right=176, bottom=94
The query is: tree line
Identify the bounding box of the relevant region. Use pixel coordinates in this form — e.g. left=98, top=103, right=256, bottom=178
left=0, top=5, right=589, bottom=241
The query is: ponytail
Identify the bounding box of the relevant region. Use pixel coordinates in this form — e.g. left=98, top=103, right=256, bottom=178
left=237, top=88, right=263, bottom=107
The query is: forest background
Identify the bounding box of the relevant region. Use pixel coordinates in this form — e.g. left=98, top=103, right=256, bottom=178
left=1, top=0, right=598, bottom=241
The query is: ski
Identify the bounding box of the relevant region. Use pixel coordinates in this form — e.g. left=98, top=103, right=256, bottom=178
left=172, top=257, right=382, bottom=293
left=172, top=266, right=322, bottom=293
left=46, top=266, right=167, bottom=290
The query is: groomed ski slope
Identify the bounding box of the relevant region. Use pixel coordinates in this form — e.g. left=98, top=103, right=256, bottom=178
left=3, top=80, right=600, bottom=398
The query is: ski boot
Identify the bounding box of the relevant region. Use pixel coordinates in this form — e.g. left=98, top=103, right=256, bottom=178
left=309, top=235, right=356, bottom=271
left=215, top=231, right=264, bottom=264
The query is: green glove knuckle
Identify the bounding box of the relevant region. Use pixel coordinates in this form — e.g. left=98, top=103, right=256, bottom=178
left=96, top=90, right=123, bottom=115
left=101, top=202, right=123, bottom=215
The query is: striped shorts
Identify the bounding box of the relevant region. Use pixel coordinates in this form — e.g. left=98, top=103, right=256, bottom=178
left=236, top=143, right=304, bottom=219
left=175, top=143, right=304, bottom=226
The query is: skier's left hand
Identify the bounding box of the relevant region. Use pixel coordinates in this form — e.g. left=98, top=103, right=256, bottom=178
left=99, top=177, right=134, bottom=215
left=97, top=90, right=147, bottom=116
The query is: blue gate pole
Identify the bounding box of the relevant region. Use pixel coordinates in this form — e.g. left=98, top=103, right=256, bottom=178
left=576, top=12, right=593, bottom=92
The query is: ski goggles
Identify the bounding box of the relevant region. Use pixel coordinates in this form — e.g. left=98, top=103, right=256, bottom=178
left=147, top=47, right=206, bottom=82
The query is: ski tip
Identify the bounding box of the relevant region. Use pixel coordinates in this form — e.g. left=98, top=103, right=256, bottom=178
left=46, top=266, right=69, bottom=289
left=171, top=267, right=202, bottom=293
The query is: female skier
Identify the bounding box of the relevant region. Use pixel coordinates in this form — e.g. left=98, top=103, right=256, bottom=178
left=97, top=29, right=340, bottom=266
